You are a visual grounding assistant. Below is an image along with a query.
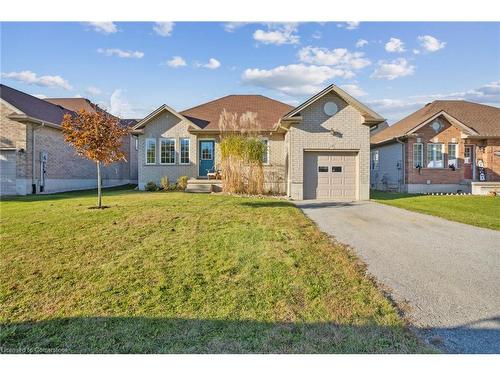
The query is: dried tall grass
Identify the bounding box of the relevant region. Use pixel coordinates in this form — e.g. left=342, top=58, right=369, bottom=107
left=218, top=109, right=265, bottom=194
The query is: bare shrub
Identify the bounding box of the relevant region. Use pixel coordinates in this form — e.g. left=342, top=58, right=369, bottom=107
left=145, top=181, right=158, bottom=192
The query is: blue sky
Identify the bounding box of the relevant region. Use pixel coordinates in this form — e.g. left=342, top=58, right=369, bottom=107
left=1, top=22, right=499, bottom=123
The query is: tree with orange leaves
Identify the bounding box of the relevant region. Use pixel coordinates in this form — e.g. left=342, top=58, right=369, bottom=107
left=62, top=110, right=129, bottom=208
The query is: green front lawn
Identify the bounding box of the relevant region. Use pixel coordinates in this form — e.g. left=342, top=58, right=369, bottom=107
left=0, top=187, right=428, bottom=353
left=371, top=190, right=500, bottom=230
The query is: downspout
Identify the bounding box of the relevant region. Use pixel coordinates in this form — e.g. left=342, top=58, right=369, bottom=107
left=31, top=125, right=37, bottom=194
left=31, top=122, right=45, bottom=194
left=395, top=137, right=405, bottom=193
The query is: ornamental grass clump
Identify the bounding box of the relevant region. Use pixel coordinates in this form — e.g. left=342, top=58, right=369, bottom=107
left=177, top=176, right=188, bottom=191
left=218, top=109, right=265, bottom=194
left=160, top=176, right=170, bottom=190
left=245, top=137, right=265, bottom=195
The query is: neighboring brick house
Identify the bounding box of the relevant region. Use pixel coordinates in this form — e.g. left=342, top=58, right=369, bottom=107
left=0, top=84, right=138, bottom=195
left=133, top=85, right=385, bottom=200
left=370, top=100, right=500, bottom=195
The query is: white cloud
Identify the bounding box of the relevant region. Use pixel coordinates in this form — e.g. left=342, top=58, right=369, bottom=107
left=367, top=98, right=425, bottom=123
left=106, top=89, right=148, bottom=118
left=85, top=86, right=102, bottom=96
left=97, top=48, right=144, bottom=59
left=223, top=22, right=249, bottom=32
left=196, top=58, right=221, bottom=70
left=312, top=31, right=322, bottom=40
left=340, top=84, right=367, bottom=97
left=418, top=35, right=446, bottom=52
left=385, top=37, right=406, bottom=53
left=1, top=70, right=73, bottom=90
left=33, top=94, right=48, bottom=99
left=368, top=81, right=500, bottom=124
left=368, top=98, right=424, bottom=112
left=153, top=22, right=174, bottom=37
left=411, top=81, right=500, bottom=104
left=413, top=49, right=420, bottom=55
left=84, top=22, right=117, bottom=34
left=166, top=56, right=187, bottom=68
left=337, top=22, right=360, bottom=30
left=370, top=58, right=415, bottom=80
left=253, top=23, right=299, bottom=45
left=298, top=46, right=371, bottom=70
left=109, top=89, right=130, bottom=117
left=242, top=63, right=354, bottom=96
left=356, top=39, right=368, bottom=48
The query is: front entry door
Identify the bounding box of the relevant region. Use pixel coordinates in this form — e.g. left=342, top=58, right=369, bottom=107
left=464, top=145, right=473, bottom=180
left=199, top=140, right=215, bottom=177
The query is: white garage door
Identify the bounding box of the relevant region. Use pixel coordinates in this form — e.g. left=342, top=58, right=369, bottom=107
left=0, top=150, right=17, bottom=196
left=303, top=151, right=357, bottom=200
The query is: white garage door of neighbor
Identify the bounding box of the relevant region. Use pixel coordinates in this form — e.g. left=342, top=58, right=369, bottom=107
left=303, top=151, right=357, bottom=200
left=0, top=150, right=17, bottom=196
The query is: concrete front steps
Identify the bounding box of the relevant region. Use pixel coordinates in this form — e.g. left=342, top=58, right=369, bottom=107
left=185, top=178, right=222, bottom=193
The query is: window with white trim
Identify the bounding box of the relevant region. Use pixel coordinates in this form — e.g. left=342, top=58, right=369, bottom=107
left=448, top=143, right=458, bottom=168
left=370, top=150, right=379, bottom=170
left=145, top=138, right=156, bottom=164
left=180, top=138, right=190, bottom=164
left=160, top=138, right=175, bottom=164
left=464, top=146, right=472, bottom=164
left=427, top=143, right=444, bottom=168
left=262, top=138, right=269, bottom=165
left=413, top=143, right=423, bottom=168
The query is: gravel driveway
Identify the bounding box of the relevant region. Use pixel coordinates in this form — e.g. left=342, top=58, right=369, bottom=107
left=294, top=200, right=500, bottom=353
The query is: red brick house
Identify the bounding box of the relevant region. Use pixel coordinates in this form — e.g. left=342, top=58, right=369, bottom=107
left=370, top=100, right=500, bottom=195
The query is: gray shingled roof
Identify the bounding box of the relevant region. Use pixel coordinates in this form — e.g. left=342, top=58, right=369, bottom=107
left=0, top=84, right=75, bottom=125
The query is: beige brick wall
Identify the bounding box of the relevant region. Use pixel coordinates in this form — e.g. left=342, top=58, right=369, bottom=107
left=129, top=135, right=139, bottom=181
left=138, top=111, right=197, bottom=188
left=2, top=101, right=135, bottom=193
left=263, top=133, right=286, bottom=193
left=138, top=110, right=288, bottom=192
left=288, top=92, right=370, bottom=200
left=1, top=102, right=30, bottom=179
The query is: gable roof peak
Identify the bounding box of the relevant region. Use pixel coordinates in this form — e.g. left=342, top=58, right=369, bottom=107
left=371, top=100, right=500, bottom=144
left=283, top=84, right=385, bottom=124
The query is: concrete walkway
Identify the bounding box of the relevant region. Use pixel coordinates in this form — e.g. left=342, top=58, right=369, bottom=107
left=294, top=200, right=500, bottom=353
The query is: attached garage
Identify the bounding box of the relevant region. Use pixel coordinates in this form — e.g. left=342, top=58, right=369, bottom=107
left=0, top=150, right=17, bottom=196
left=303, top=151, right=358, bottom=200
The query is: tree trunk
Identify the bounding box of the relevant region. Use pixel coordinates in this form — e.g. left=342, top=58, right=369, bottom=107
left=96, top=161, right=102, bottom=208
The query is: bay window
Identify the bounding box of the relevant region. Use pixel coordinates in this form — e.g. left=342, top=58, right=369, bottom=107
left=427, top=143, right=444, bottom=168
left=262, top=138, right=269, bottom=165
left=413, top=143, right=423, bottom=168
left=145, top=138, right=156, bottom=164
left=448, top=143, right=458, bottom=168
left=160, top=138, right=175, bottom=164
left=180, top=138, right=190, bottom=164
left=371, top=150, right=379, bottom=170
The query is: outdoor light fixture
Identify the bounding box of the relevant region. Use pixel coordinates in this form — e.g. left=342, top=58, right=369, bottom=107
left=330, top=129, right=343, bottom=138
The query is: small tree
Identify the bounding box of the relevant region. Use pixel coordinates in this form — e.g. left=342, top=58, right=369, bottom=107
left=62, top=110, right=129, bottom=208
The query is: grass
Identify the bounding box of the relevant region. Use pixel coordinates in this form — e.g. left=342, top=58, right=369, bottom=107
left=371, top=190, right=500, bottom=230
left=0, top=187, right=429, bottom=353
